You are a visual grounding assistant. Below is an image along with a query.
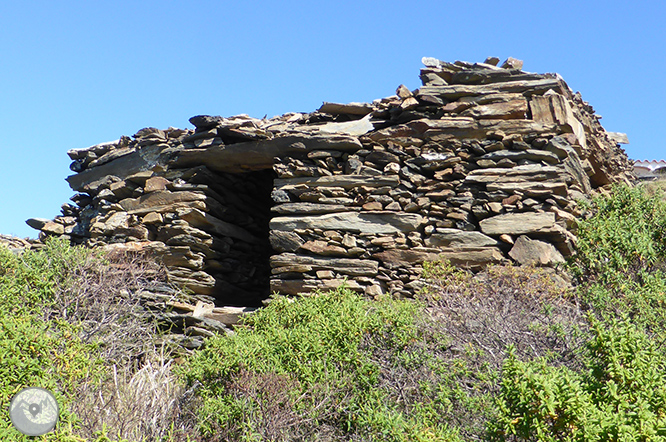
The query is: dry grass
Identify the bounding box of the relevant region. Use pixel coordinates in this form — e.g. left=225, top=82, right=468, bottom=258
left=43, top=248, right=198, bottom=441
left=421, top=263, right=586, bottom=368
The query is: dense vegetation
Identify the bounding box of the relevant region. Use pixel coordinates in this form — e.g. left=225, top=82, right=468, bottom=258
left=2, top=183, right=666, bottom=441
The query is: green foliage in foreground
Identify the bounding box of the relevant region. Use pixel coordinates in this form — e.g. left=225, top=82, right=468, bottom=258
left=0, top=239, right=109, bottom=441
left=491, top=184, right=666, bottom=441
left=491, top=318, right=666, bottom=441
left=570, top=185, right=666, bottom=329
left=179, top=289, right=466, bottom=442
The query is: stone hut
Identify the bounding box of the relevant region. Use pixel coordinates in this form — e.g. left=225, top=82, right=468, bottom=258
left=29, top=56, right=634, bottom=311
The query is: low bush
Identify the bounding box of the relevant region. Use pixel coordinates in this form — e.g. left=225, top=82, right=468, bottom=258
left=0, top=238, right=188, bottom=442
left=570, top=185, right=666, bottom=331
left=178, top=288, right=466, bottom=442
left=490, top=318, right=666, bottom=441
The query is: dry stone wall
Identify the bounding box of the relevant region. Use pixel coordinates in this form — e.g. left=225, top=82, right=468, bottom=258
left=29, top=56, right=634, bottom=311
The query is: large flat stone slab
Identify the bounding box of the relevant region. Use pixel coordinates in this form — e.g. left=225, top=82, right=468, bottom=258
left=274, top=175, right=399, bottom=190
left=270, top=211, right=425, bottom=234
left=479, top=212, right=556, bottom=236
left=373, top=247, right=505, bottom=269
left=270, top=253, right=378, bottom=276
left=171, top=135, right=362, bottom=174
left=67, top=144, right=167, bottom=191
left=418, top=78, right=564, bottom=100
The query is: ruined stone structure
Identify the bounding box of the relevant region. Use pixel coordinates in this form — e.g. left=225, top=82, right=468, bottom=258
left=29, top=56, right=634, bottom=315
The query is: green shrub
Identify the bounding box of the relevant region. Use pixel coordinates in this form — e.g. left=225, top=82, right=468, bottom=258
left=178, top=288, right=463, bottom=441
left=571, top=185, right=666, bottom=287
left=0, top=239, right=104, bottom=441
left=490, top=318, right=666, bottom=441
left=568, top=184, right=666, bottom=332
left=0, top=238, right=185, bottom=442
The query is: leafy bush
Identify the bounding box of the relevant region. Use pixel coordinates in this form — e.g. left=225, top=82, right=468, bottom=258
left=489, top=184, right=666, bottom=441
left=571, top=185, right=666, bottom=285
left=178, top=288, right=464, bottom=442
left=570, top=184, right=666, bottom=332
left=490, top=318, right=666, bottom=441
left=0, top=238, right=188, bottom=442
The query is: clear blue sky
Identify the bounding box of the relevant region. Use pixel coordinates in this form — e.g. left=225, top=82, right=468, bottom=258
left=1, top=0, right=663, bottom=238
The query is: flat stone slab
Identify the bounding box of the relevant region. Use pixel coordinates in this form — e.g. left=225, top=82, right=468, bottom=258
left=479, top=212, right=556, bottom=236
left=270, top=253, right=379, bottom=276
left=270, top=211, right=425, bottom=234
left=425, top=229, right=499, bottom=248
left=274, top=175, right=400, bottom=190
left=373, top=246, right=505, bottom=269
left=171, top=135, right=362, bottom=174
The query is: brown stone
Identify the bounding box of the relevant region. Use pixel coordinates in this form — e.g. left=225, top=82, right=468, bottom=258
left=362, top=201, right=384, bottom=211
left=41, top=221, right=65, bottom=235
left=508, top=235, right=565, bottom=266
left=396, top=84, right=413, bottom=99
left=373, top=247, right=505, bottom=269
left=144, top=176, right=170, bottom=192
left=119, top=191, right=207, bottom=214
left=460, top=98, right=527, bottom=120
left=318, top=102, right=373, bottom=116
left=502, top=195, right=521, bottom=206
left=300, top=240, right=348, bottom=257
left=500, top=57, right=523, bottom=70
left=142, top=212, right=164, bottom=224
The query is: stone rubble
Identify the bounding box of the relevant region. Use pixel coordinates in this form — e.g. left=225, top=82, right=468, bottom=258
left=27, top=56, right=634, bottom=340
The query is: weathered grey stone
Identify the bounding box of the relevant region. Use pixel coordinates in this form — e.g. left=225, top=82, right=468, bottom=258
left=270, top=253, right=378, bottom=276
left=271, top=203, right=360, bottom=215
left=508, top=235, right=565, bottom=266
left=275, top=175, right=399, bottom=190
left=88, top=147, right=135, bottom=169
left=189, top=115, right=224, bottom=130
left=26, top=218, right=50, bottom=230
left=270, top=212, right=424, bottom=234
left=425, top=229, right=498, bottom=248
left=269, top=231, right=305, bottom=253
left=67, top=144, right=166, bottom=192
left=479, top=212, right=556, bottom=236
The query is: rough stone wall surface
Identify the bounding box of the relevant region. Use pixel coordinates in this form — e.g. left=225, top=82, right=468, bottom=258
left=29, top=56, right=634, bottom=311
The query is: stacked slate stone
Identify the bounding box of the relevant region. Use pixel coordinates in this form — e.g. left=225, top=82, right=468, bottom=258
left=29, top=56, right=634, bottom=311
